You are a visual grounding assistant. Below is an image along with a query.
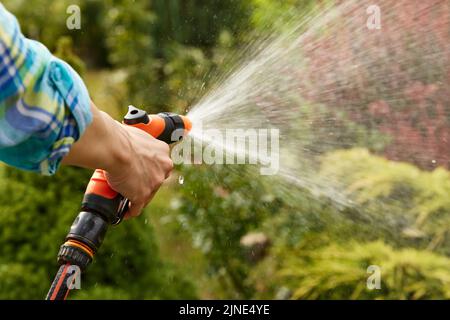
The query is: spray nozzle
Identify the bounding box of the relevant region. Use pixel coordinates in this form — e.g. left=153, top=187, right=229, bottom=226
left=52, top=105, right=193, bottom=282
left=124, top=105, right=192, bottom=144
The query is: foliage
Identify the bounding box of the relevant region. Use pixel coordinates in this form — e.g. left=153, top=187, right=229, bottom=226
left=242, top=149, right=450, bottom=300
left=54, top=36, right=86, bottom=75
left=0, top=263, right=47, bottom=299
left=102, top=0, right=158, bottom=109
left=272, top=241, right=450, bottom=300
left=251, top=0, right=317, bottom=30
left=2, top=0, right=78, bottom=50
left=151, top=0, right=252, bottom=48
left=320, top=149, right=450, bottom=255
left=176, top=165, right=282, bottom=298
left=0, top=166, right=196, bottom=299
left=1, top=0, right=449, bottom=300
left=103, top=0, right=252, bottom=111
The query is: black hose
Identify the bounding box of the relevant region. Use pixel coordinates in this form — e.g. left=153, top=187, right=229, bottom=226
left=46, top=263, right=79, bottom=300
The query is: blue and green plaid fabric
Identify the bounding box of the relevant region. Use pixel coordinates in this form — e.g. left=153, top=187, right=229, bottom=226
left=0, top=4, right=92, bottom=175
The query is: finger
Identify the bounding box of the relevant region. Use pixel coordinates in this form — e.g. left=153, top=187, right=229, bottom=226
left=126, top=190, right=158, bottom=220
left=124, top=201, right=144, bottom=219
left=161, top=141, right=170, bottom=154
left=165, top=163, right=173, bottom=179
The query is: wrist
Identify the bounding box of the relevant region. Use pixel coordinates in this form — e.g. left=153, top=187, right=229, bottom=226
left=62, top=102, right=132, bottom=174
left=99, top=113, right=132, bottom=176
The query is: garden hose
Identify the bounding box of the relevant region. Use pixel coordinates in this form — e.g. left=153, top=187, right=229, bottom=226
left=46, top=106, right=192, bottom=300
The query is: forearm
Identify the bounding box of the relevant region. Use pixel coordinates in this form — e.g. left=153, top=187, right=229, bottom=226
left=62, top=102, right=131, bottom=175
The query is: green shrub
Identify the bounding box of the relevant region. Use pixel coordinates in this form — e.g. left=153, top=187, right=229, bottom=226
left=0, top=166, right=196, bottom=299
left=272, top=241, right=450, bottom=300
left=0, top=263, right=47, bottom=299
left=320, top=149, right=450, bottom=254
left=176, top=165, right=282, bottom=298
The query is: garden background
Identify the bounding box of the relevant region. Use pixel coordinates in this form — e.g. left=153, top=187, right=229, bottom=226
left=0, top=0, right=449, bottom=299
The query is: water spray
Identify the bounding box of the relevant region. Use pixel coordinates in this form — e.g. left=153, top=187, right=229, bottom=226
left=46, top=106, right=192, bottom=300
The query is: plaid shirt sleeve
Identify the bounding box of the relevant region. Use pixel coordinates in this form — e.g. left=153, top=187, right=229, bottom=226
left=0, top=4, right=92, bottom=175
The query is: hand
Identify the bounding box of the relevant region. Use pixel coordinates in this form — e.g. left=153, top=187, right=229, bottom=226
left=105, top=124, right=173, bottom=218
left=62, top=102, right=173, bottom=218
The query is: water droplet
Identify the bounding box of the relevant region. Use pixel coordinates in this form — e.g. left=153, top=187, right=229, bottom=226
left=178, top=175, right=184, bottom=185
left=144, top=218, right=148, bottom=225
left=432, top=159, right=436, bottom=164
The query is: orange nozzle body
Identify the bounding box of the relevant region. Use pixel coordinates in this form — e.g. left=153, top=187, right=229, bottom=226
left=123, top=105, right=191, bottom=144
left=180, top=115, right=192, bottom=132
